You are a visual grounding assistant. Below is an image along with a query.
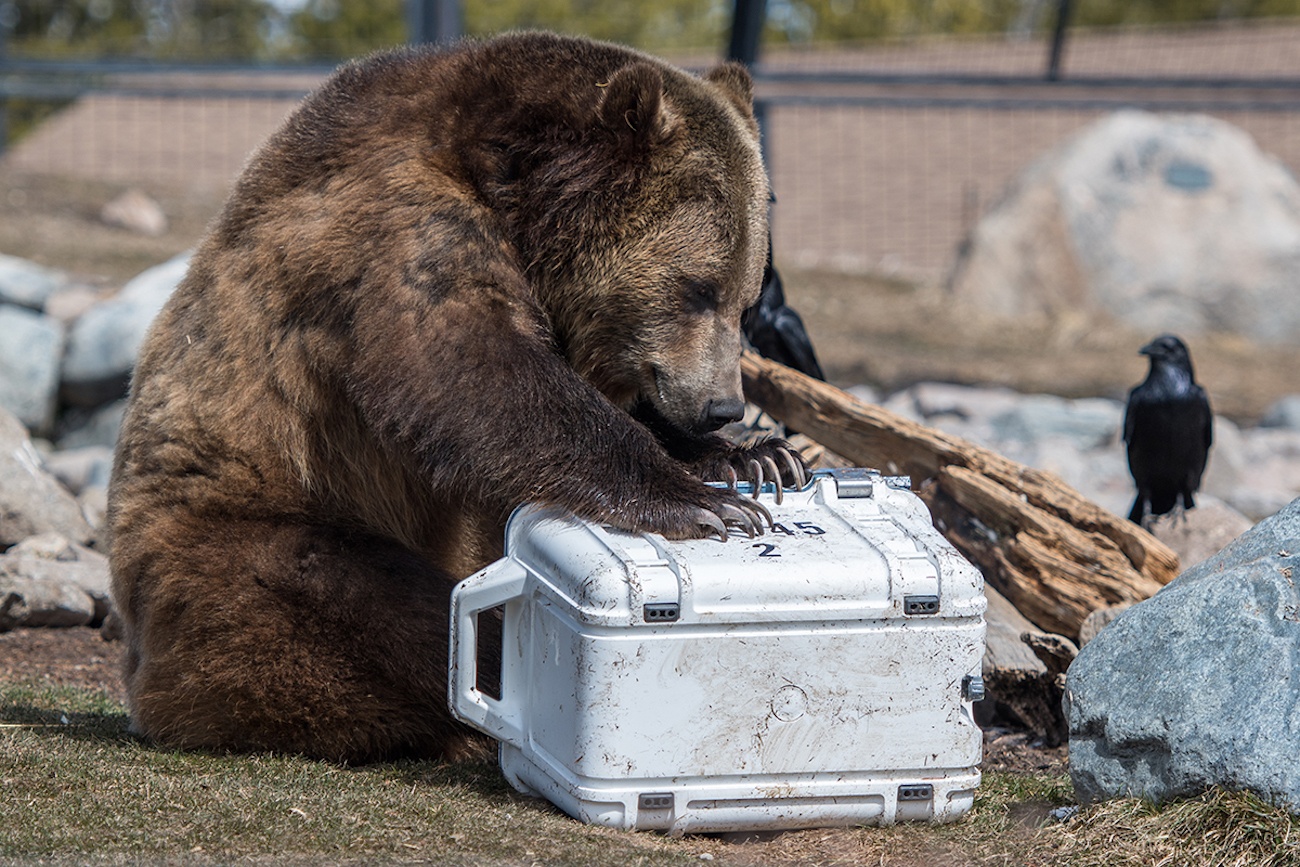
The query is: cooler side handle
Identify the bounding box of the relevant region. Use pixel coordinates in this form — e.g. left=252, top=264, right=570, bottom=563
left=448, top=559, right=528, bottom=745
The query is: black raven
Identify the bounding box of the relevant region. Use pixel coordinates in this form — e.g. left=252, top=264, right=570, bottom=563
left=742, top=242, right=825, bottom=381
left=1123, top=334, right=1213, bottom=525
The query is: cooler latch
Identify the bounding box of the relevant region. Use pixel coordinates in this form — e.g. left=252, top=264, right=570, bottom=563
left=904, top=595, right=940, bottom=616
left=898, top=784, right=933, bottom=801
left=643, top=602, right=680, bottom=623
left=639, top=792, right=674, bottom=811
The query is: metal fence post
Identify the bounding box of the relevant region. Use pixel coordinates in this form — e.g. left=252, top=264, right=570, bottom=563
left=407, top=0, right=462, bottom=46
left=727, top=0, right=767, bottom=67
left=0, top=1, right=11, bottom=154
left=727, top=0, right=770, bottom=178
left=1047, top=0, right=1073, bottom=81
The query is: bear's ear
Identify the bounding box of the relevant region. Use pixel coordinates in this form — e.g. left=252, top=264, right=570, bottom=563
left=704, top=62, right=755, bottom=117
left=596, top=62, right=680, bottom=150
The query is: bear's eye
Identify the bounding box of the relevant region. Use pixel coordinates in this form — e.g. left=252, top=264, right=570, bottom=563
left=681, top=278, right=721, bottom=313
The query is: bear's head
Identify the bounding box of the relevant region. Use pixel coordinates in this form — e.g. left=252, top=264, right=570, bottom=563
left=498, top=48, right=770, bottom=438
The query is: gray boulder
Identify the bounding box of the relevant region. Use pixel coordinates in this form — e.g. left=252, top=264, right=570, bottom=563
left=56, top=399, right=127, bottom=450
left=1262, top=395, right=1300, bottom=431
left=0, top=574, right=96, bottom=630
left=61, top=253, right=189, bottom=408
left=79, top=485, right=109, bottom=545
left=1219, top=427, right=1300, bottom=522
left=0, top=253, right=65, bottom=310
left=0, top=406, right=94, bottom=546
left=951, top=110, right=1300, bottom=344
left=43, top=445, right=115, bottom=495
left=1146, top=494, right=1255, bottom=571
left=0, top=304, right=65, bottom=435
left=0, top=532, right=111, bottom=626
left=100, top=188, right=168, bottom=237
left=1065, top=497, right=1300, bottom=811
left=43, top=282, right=106, bottom=326
left=990, top=394, right=1122, bottom=452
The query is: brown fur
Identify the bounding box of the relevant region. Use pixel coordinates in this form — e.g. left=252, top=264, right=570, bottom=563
left=108, top=32, right=804, bottom=763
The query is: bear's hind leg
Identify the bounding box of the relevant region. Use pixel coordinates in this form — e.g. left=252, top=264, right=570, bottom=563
left=121, top=518, right=491, bottom=764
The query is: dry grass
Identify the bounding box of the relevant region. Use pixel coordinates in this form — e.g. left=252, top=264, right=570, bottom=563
left=1032, top=790, right=1300, bottom=867
left=0, top=171, right=223, bottom=285
left=784, top=268, right=1300, bottom=425
left=6, top=680, right=1300, bottom=866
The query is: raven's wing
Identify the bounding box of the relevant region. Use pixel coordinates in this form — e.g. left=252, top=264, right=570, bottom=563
left=771, top=308, right=825, bottom=381
left=1197, top=386, right=1213, bottom=450
left=1122, top=387, right=1139, bottom=445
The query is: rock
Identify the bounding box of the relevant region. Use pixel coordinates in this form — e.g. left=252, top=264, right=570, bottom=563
left=844, top=384, right=880, bottom=405
left=880, top=382, right=1025, bottom=443
left=78, top=485, right=109, bottom=544
left=951, top=110, right=1300, bottom=344
left=1076, top=603, right=1133, bottom=647
left=1200, top=415, right=1245, bottom=509
left=0, top=253, right=65, bottom=311
left=61, top=253, right=190, bottom=408
left=869, top=380, right=1300, bottom=526
left=1065, top=497, right=1300, bottom=812
left=2, top=532, right=112, bottom=623
left=990, top=395, right=1122, bottom=452
left=43, top=282, right=107, bottom=326
left=1262, top=395, right=1300, bottom=431
left=0, top=574, right=96, bottom=630
left=100, top=188, right=168, bottom=236
left=0, top=304, right=65, bottom=435
left=100, top=608, right=124, bottom=641
left=56, top=399, right=127, bottom=450
left=43, top=445, right=114, bottom=495
left=0, top=406, right=94, bottom=547
left=1221, top=428, right=1300, bottom=522
left=1147, top=494, right=1254, bottom=570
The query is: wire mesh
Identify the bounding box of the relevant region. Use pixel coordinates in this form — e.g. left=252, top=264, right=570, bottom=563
left=0, top=9, right=1297, bottom=281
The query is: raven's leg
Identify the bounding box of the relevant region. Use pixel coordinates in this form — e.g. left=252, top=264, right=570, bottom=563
left=1127, top=494, right=1147, bottom=526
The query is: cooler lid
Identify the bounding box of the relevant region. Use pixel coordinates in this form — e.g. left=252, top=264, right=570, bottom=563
left=502, top=470, right=983, bottom=627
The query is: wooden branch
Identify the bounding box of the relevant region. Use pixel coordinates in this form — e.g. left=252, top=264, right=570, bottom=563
left=741, top=351, right=1179, bottom=641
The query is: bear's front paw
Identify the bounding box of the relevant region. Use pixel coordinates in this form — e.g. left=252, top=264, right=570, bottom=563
left=696, top=439, right=810, bottom=505
left=690, top=487, right=773, bottom=542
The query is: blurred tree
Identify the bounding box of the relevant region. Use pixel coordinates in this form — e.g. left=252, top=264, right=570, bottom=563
left=288, top=0, right=404, bottom=58
left=3, top=0, right=1298, bottom=59
left=6, top=0, right=280, bottom=58
left=763, top=0, right=1300, bottom=44
left=464, top=0, right=728, bottom=53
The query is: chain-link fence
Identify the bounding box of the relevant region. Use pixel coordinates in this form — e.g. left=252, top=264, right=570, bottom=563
left=1, top=2, right=1297, bottom=281
left=760, top=19, right=1300, bottom=278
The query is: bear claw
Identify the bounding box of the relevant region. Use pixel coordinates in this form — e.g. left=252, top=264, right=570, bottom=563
left=719, top=501, right=766, bottom=538
left=778, top=447, right=808, bottom=490
left=762, top=455, right=784, bottom=503
left=696, top=508, right=730, bottom=541
left=747, top=458, right=765, bottom=497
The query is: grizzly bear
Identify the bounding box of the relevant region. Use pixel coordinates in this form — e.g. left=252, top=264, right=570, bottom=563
left=108, top=32, right=807, bottom=764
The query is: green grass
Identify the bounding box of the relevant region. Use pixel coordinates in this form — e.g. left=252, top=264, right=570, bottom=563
left=5, top=680, right=1300, bottom=866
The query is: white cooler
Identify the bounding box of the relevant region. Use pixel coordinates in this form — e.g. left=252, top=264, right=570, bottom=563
left=448, top=468, right=986, bottom=833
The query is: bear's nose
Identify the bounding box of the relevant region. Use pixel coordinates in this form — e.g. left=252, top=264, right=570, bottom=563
left=702, top=398, right=745, bottom=431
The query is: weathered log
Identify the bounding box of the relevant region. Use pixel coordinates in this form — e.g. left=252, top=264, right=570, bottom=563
left=981, top=585, right=1069, bottom=745
left=741, top=351, right=1179, bottom=641
left=1021, top=630, right=1079, bottom=681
